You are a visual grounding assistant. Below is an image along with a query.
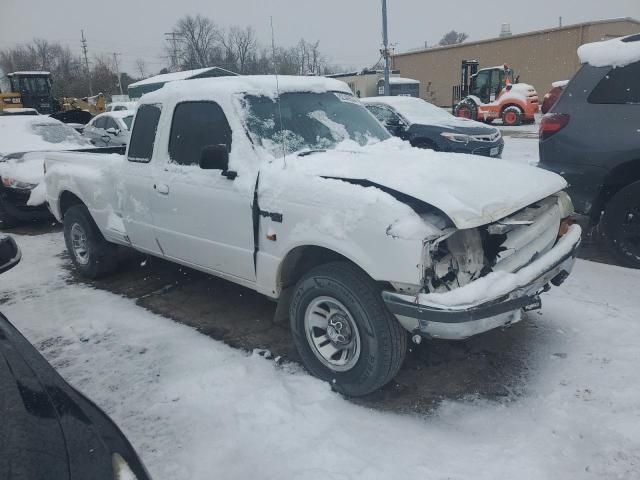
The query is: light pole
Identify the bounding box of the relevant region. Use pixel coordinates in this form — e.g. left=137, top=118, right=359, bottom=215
left=381, top=0, right=390, bottom=96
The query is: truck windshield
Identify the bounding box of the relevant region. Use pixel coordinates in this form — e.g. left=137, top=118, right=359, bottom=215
left=243, top=92, right=390, bottom=156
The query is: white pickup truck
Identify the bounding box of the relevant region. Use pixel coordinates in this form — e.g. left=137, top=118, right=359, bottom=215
left=45, top=76, right=581, bottom=396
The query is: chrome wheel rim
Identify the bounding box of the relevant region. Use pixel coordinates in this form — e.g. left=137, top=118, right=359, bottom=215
left=304, top=296, right=361, bottom=372
left=70, top=223, right=90, bottom=265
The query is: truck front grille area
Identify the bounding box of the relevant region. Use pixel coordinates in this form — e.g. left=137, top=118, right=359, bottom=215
left=424, top=196, right=561, bottom=293
left=485, top=196, right=561, bottom=273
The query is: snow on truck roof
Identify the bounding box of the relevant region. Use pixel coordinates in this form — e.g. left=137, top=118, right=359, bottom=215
left=140, top=75, right=352, bottom=104
left=578, top=33, right=640, bottom=68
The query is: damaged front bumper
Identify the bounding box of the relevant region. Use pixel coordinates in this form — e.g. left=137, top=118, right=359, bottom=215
left=382, top=224, right=582, bottom=340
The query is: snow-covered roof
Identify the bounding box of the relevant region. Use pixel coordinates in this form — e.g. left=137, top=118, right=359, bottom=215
left=98, top=110, right=135, bottom=119
left=128, top=67, right=219, bottom=88
left=140, top=75, right=352, bottom=104
left=388, top=77, right=419, bottom=85
left=7, top=71, right=50, bottom=76
left=578, top=33, right=640, bottom=68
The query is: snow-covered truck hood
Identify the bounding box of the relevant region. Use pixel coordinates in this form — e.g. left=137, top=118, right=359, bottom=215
left=285, top=139, right=567, bottom=229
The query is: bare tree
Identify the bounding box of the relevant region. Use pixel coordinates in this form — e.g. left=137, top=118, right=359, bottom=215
left=174, top=14, right=218, bottom=69
left=438, top=30, right=469, bottom=46
left=228, top=26, right=257, bottom=74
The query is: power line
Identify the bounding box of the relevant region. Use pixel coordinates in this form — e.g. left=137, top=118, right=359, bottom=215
left=80, top=29, right=93, bottom=96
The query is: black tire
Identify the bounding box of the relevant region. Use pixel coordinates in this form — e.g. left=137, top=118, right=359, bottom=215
left=501, top=106, right=523, bottom=126
left=0, top=201, right=19, bottom=229
left=63, top=204, right=118, bottom=278
left=289, top=261, right=407, bottom=396
left=413, top=139, right=438, bottom=151
left=602, top=181, right=640, bottom=268
left=454, top=100, right=477, bottom=121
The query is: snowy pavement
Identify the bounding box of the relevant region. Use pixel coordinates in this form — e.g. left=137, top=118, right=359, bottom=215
left=2, top=225, right=640, bottom=479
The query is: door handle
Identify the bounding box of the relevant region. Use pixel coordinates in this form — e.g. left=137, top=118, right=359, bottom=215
left=154, top=183, right=170, bottom=195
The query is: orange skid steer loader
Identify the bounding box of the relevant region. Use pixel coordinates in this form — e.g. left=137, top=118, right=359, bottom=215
left=452, top=60, right=539, bottom=126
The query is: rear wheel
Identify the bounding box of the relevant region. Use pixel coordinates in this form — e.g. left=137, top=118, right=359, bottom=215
left=602, top=181, right=640, bottom=268
left=289, top=262, right=407, bottom=397
left=501, top=106, right=523, bottom=126
left=63, top=204, right=118, bottom=278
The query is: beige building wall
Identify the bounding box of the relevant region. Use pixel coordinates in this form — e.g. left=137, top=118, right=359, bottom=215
left=392, top=18, right=640, bottom=107
left=333, top=72, right=401, bottom=98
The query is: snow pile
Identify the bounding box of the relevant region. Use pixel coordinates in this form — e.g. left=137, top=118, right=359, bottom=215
left=578, top=34, right=640, bottom=68
left=552, top=80, right=569, bottom=88
left=2, top=232, right=640, bottom=479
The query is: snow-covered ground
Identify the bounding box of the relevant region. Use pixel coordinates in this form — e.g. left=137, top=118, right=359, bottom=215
left=2, top=128, right=638, bottom=479
left=2, top=227, right=640, bottom=479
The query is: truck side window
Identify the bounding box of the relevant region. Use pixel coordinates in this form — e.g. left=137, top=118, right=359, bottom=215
left=169, top=101, right=232, bottom=166
left=588, top=61, right=640, bottom=105
left=127, top=104, right=162, bottom=163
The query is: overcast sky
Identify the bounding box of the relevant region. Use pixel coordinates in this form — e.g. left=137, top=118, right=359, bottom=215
left=2, top=0, right=639, bottom=75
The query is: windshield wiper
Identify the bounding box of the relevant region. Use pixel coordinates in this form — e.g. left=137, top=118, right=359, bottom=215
left=297, top=149, right=327, bottom=157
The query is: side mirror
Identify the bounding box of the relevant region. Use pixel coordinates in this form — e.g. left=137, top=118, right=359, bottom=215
left=200, top=144, right=229, bottom=171
left=105, top=127, right=119, bottom=135
left=0, top=236, right=21, bottom=275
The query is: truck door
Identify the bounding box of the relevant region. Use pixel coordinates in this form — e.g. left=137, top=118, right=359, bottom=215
left=151, top=100, right=256, bottom=282
left=120, top=103, right=164, bottom=255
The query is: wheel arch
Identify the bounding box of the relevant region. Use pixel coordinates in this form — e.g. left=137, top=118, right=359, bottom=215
left=499, top=102, right=525, bottom=115
left=273, top=244, right=384, bottom=324
left=592, top=158, right=640, bottom=223
left=59, top=190, right=86, bottom=219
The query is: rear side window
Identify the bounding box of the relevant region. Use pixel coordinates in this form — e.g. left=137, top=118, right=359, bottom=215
left=127, top=104, right=162, bottom=163
left=169, top=101, right=232, bottom=166
left=588, top=61, right=640, bottom=104
left=104, top=116, right=119, bottom=131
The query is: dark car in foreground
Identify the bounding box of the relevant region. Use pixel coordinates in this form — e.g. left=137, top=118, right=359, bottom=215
left=362, top=96, right=504, bottom=157
left=0, top=115, right=91, bottom=227
left=539, top=33, right=640, bottom=268
left=0, top=236, right=151, bottom=479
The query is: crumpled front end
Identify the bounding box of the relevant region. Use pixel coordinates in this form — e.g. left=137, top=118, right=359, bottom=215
left=383, top=192, right=581, bottom=340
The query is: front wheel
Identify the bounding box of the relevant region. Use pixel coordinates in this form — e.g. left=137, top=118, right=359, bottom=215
left=0, top=201, right=19, bottom=229
left=289, top=262, right=407, bottom=396
left=602, top=181, right=640, bottom=268
left=63, top=204, right=118, bottom=278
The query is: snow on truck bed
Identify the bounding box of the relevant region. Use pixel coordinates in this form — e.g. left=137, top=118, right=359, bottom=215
left=578, top=33, right=640, bottom=68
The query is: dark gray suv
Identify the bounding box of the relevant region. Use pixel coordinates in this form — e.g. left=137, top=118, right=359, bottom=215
left=539, top=34, right=640, bottom=268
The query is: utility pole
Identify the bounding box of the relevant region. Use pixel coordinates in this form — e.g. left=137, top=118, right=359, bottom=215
left=112, top=52, right=123, bottom=95
left=164, top=32, right=181, bottom=72
left=381, top=0, right=391, bottom=96
left=81, top=30, right=93, bottom=96
left=559, top=16, right=563, bottom=28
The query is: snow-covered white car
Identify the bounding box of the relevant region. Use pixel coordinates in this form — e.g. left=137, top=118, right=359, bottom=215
left=0, top=115, right=91, bottom=226
left=83, top=110, right=135, bottom=147
left=44, top=76, right=581, bottom=396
